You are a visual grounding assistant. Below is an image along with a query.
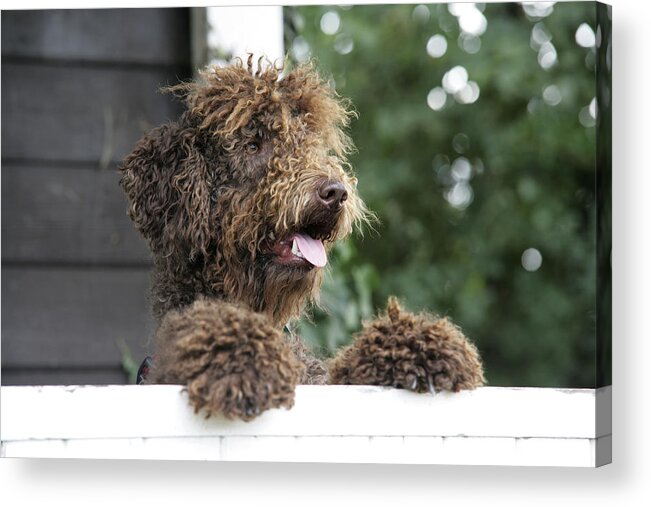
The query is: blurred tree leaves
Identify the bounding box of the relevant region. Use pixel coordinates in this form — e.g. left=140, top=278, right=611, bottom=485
left=287, top=2, right=599, bottom=388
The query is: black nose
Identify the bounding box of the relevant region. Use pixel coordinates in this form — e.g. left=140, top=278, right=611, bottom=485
left=317, top=180, right=348, bottom=210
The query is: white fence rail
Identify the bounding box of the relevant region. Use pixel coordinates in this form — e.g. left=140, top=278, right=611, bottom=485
left=0, top=385, right=611, bottom=466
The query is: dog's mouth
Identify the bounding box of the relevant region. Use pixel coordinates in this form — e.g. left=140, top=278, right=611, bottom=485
left=264, top=232, right=327, bottom=269
left=261, top=202, right=345, bottom=270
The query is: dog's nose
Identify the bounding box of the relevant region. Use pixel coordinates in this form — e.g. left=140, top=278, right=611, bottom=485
left=317, top=180, right=348, bottom=210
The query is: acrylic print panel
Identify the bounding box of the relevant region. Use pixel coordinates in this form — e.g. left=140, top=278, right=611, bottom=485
left=0, top=2, right=611, bottom=466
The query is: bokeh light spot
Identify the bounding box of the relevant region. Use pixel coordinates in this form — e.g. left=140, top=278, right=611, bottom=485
left=427, top=87, right=447, bottom=111
left=449, top=3, right=487, bottom=36
left=320, top=11, right=341, bottom=35
left=451, top=157, right=473, bottom=181
left=589, top=97, right=597, bottom=119
left=522, top=2, right=556, bottom=19
left=459, top=9, right=487, bottom=36
left=575, top=22, right=596, bottom=48
left=432, top=153, right=451, bottom=171
left=446, top=182, right=474, bottom=209
left=292, top=36, right=311, bottom=63
left=538, top=41, right=558, bottom=69
left=455, top=80, right=480, bottom=104
left=522, top=248, right=543, bottom=271
left=579, top=98, right=597, bottom=128
left=442, top=65, right=469, bottom=94
left=527, top=97, right=541, bottom=114
left=447, top=3, right=469, bottom=16
left=334, top=33, right=354, bottom=55
left=459, top=33, right=481, bottom=54
left=542, top=84, right=562, bottom=106
left=530, top=22, right=551, bottom=50
left=579, top=106, right=595, bottom=128
left=412, top=4, right=430, bottom=23
left=427, top=34, right=448, bottom=58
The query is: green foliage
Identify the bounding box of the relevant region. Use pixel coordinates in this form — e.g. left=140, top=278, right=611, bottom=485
left=118, top=338, right=139, bottom=384
left=287, top=3, right=599, bottom=387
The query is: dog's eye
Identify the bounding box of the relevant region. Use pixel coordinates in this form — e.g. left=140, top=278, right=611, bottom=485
left=245, top=141, right=260, bottom=155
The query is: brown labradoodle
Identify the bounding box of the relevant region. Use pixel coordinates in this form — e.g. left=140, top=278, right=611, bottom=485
left=119, top=56, right=484, bottom=421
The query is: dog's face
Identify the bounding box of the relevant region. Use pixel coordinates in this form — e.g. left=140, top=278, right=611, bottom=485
left=120, top=59, right=368, bottom=324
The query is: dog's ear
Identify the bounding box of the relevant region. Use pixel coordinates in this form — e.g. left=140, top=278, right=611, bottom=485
left=119, top=122, right=212, bottom=260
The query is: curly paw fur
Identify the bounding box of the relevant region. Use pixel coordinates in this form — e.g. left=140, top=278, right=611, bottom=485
left=329, top=297, right=485, bottom=392
left=149, top=298, right=304, bottom=421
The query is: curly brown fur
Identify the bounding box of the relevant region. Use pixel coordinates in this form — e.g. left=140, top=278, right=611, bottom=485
left=285, top=330, right=329, bottom=385
left=329, top=297, right=485, bottom=392
left=149, top=298, right=303, bottom=420
left=120, top=56, right=483, bottom=420
left=120, top=57, right=367, bottom=325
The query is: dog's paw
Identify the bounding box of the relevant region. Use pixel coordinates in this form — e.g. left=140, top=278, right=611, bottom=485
left=329, top=297, right=485, bottom=393
left=150, top=298, right=304, bottom=421
left=186, top=359, right=299, bottom=421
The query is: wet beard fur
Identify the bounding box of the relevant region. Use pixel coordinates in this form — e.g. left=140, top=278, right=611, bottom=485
left=150, top=248, right=323, bottom=327
left=255, top=257, right=323, bottom=326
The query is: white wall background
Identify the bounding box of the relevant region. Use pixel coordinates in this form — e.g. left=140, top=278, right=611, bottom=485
left=206, top=6, right=284, bottom=65
left=1, top=0, right=649, bottom=506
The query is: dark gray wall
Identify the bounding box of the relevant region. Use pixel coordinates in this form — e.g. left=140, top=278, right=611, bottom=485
left=2, top=8, right=192, bottom=385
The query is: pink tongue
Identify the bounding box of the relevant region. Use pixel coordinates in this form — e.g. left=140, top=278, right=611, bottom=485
left=294, top=233, right=327, bottom=267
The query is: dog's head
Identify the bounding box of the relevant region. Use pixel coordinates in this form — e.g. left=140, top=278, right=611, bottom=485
left=120, top=57, right=369, bottom=324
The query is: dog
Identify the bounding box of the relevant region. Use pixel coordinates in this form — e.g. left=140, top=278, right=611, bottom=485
left=119, top=56, right=484, bottom=420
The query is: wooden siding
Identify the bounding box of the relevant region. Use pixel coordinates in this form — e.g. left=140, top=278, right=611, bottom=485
left=1, top=8, right=192, bottom=385
left=2, top=164, right=150, bottom=264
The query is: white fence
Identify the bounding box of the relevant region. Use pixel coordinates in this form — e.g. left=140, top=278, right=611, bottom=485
left=0, top=384, right=611, bottom=467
